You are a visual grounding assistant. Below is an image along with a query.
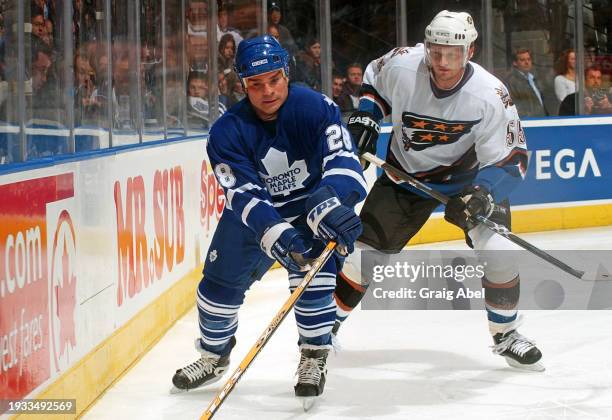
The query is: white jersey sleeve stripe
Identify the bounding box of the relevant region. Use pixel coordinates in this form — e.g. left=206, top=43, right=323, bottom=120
left=241, top=197, right=273, bottom=225
left=322, top=168, right=368, bottom=192
left=226, top=182, right=263, bottom=210
left=322, top=150, right=360, bottom=168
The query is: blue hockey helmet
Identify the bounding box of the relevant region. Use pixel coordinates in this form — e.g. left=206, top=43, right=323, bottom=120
left=234, top=35, right=290, bottom=82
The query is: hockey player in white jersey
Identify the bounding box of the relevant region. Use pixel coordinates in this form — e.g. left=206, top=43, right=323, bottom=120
left=333, top=10, right=544, bottom=371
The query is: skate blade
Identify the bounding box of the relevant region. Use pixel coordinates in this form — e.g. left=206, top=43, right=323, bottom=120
left=504, top=356, right=546, bottom=372
left=299, top=396, right=317, bottom=411
left=168, top=371, right=227, bottom=395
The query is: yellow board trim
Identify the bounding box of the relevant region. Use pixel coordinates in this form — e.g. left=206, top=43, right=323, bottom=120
left=13, top=266, right=203, bottom=420
left=409, top=203, right=612, bottom=245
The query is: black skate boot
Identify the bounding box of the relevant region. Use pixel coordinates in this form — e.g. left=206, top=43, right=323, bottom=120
left=294, top=344, right=330, bottom=411
left=492, top=329, right=544, bottom=372
left=171, top=336, right=236, bottom=392
left=331, top=320, right=341, bottom=336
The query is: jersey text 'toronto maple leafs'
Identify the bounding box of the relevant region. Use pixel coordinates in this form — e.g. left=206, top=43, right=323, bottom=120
left=258, top=148, right=310, bottom=197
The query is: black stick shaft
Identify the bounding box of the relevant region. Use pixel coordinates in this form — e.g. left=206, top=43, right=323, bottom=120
left=362, top=152, right=586, bottom=280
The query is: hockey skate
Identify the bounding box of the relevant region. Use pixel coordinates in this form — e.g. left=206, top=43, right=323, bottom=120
left=171, top=336, right=236, bottom=393
left=294, top=344, right=330, bottom=411
left=492, top=329, right=544, bottom=372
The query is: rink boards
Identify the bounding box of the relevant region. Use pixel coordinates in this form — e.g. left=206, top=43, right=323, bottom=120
left=377, top=115, right=612, bottom=244
left=0, top=115, right=611, bottom=417
left=0, top=138, right=222, bottom=418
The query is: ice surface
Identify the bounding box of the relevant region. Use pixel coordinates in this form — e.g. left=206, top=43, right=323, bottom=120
left=84, top=226, right=612, bottom=419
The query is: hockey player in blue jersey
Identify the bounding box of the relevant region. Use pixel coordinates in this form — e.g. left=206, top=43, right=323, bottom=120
left=332, top=11, right=544, bottom=371
left=172, top=35, right=367, bottom=402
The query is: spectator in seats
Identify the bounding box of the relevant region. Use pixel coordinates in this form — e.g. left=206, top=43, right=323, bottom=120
left=73, top=0, right=82, bottom=43
left=267, top=24, right=280, bottom=43
left=82, top=39, right=99, bottom=65
left=140, top=46, right=161, bottom=126
left=186, top=71, right=225, bottom=129
left=111, top=47, right=134, bottom=129
left=91, top=50, right=108, bottom=97
left=187, top=34, right=208, bottom=72
left=28, top=39, right=62, bottom=156
left=268, top=3, right=297, bottom=55
left=267, top=23, right=298, bottom=78
left=217, top=5, right=243, bottom=47
left=336, top=63, right=363, bottom=112
left=332, top=73, right=344, bottom=104
left=218, top=69, right=230, bottom=108
left=86, top=50, right=109, bottom=126
left=45, top=18, right=54, bottom=47
left=187, top=1, right=207, bottom=36
left=224, top=70, right=245, bottom=106
left=82, top=9, right=97, bottom=43
left=294, top=38, right=321, bottom=91
left=559, top=66, right=612, bottom=115
left=74, top=51, right=97, bottom=124
left=505, top=48, right=548, bottom=118
left=99, top=41, right=160, bottom=130
left=218, top=33, right=236, bottom=73
left=164, top=37, right=184, bottom=128
left=31, top=8, right=49, bottom=45
left=554, top=48, right=576, bottom=102
left=30, top=39, right=59, bottom=115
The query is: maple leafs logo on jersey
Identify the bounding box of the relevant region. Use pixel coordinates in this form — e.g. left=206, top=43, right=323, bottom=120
left=259, top=148, right=309, bottom=197
left=401, top=112, right=481, bottom=151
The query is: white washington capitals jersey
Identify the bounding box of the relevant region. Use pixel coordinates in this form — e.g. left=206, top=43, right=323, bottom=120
left=207, top=85, right=367, bottom=240
left=360, top=44, right=527, bottom=200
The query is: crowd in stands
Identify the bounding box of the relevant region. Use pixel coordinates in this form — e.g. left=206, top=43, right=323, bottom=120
left=2, top=0, right=612, bottom=164
left=501, top=46, right=612, bottom=118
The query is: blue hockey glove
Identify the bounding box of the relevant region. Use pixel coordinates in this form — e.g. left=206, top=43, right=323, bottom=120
left=445, top=185, right=495, bottom=230
left=260, top=222, right=313, bottom=272
left=305, top=186, right=363, bottom=254
left=348, top=111, right=380, bottom=169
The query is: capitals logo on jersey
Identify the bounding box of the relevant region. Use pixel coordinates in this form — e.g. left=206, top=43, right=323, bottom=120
left=259, top=148, right=309, bottom=197
left=401, top=112, right=481, bottom=152
left=495, top=86, right=514, bottom=109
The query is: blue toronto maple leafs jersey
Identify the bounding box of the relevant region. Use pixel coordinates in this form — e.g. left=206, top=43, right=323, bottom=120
left=207, top=85, right=367, bottom=241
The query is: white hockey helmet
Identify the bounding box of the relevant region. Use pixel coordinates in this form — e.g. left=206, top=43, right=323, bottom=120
left=424, top=10, right=478, bottom=66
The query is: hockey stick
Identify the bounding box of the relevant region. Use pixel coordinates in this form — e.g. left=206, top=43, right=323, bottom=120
left=200, top=241, right=337, bottom=420
left=361, top=152, right=610, bottom=282
left=201, top=194, right=360, bottom=419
